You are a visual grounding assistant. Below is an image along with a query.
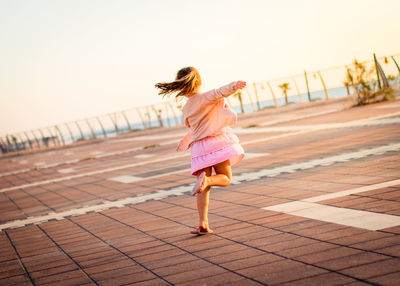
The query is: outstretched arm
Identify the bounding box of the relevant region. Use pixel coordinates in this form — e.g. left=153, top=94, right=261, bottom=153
left=206, top=81, right=247, bottom=102
left=234, top=81, right=246, bottom=90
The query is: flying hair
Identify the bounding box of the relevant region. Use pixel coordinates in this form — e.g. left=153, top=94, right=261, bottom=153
left=155, top=67, right=202, bottom=98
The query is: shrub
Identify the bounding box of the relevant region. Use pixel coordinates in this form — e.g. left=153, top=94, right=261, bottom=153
left=345, top=59, right=394, bottom=106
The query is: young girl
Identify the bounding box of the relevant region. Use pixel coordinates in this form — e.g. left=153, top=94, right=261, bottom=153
left=155, top=67, right=246, bottom=235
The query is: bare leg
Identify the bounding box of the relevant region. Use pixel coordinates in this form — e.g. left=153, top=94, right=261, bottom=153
left=202, top=160, right=232, bottom=190
left=196, top=167, right=212, bottom=229
left=196, top=160, right=232, bottom=230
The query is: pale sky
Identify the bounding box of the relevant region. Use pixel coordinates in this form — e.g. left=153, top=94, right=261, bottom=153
left=1, top=0, right=399, bottom=135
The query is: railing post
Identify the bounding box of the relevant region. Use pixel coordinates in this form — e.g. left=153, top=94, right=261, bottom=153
left=54, top=125, right=66, bottom=145
left=17, top=134, right=25, bottom=150
left=146, top=106, right=152, bottom=127
left=266, top=81, right=278, bottom=108
left=0, top=138, right=8, bottom=153
left=38, top=128, right=49, bottom=147
left=65, top=123, right=75, bottom=143
left=245, top=88, right=256, bottom=112
left=253, top=83, right=261, bottom=110
left=292, top=77, right=302, bottom=103
left=30, top=131, right=41, bottom=149
left=109, top=113, right=119, bottom=135
left=23, top=132, right=33, bottom=149
left=121, top=111, right=132, bottom=132
left=47, top=127, right=58, bottom=146
left=86, top=119, right=96, bottom=139
left=136, top=108, right=147, bottom=129
left=96, top=117, right=107, bottom=138
left=163, top=105, right=171, bottom=127
left=151, top=105, right=164, bottom=127
left=317, top=71, right=329, bottom=100
left=74, top=121, right=85, bottom=140
left=167, top=102, right=179, bottom=126
left=304, top=70, right=311, bottom=102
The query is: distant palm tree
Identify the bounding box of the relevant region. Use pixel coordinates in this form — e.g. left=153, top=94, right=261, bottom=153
left=278, top=82, right=291, bottom=104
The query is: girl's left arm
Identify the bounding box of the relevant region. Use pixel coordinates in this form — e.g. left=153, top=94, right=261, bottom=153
left=205, top=81, right=246, bottom=102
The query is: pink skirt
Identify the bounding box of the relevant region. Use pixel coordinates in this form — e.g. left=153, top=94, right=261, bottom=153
left=190, top=128, right=245, bottom=175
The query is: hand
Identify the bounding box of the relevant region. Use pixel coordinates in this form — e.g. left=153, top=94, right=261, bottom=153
left=235, top=81, right=246, bottom=90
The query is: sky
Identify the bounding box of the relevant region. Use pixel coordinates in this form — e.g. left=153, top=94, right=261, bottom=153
left=1, top=0, right=399, bottom=136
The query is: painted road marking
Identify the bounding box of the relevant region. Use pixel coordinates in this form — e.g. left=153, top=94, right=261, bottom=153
left=263, top=179, right=400, bottom=231
left=109, top=153, right=269, bottom=184
left=259, top=109, right=343, bottom=127
left=1, top=110, right=398, bottom=179
left=0, top=184, right=191, bottom=231
left=1, top=112, right=399, bottom=187
left=1, top=150, right=399, bottom=230
left=236, top=116, right=400, bottom=134
left=263, top=200, right=400, bottom=231
left=134, top=154, right=154, bottom=159
left=232, top=143, right=400, bottom=184
left=0, top=152, right=191, bottom=193
left=1, top=180, right=399, bottom=232
left=58, top=168, right=75, bottom=174
left=303, top=180, right=400, bottom=203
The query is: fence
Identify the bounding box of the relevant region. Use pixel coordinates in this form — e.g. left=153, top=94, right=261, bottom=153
left=1, top=54, right=400, bottom=154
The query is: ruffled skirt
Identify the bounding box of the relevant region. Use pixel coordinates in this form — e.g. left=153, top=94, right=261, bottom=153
left=190, top=128, right=245, bottom=175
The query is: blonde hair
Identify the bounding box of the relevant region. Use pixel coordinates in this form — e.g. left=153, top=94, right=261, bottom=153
left=155, top=67, right=202, bottom=98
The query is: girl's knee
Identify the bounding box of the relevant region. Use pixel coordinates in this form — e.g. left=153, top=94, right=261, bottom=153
left=224, top=175, right=232, bottom=186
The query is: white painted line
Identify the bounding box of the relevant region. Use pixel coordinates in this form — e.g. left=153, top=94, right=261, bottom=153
left=0, top=185, right=192, bottom=231
left=1, top=153, right=399, bottom=230
left=109, top=132, right=187, bottom=143
left=90, top=151, right=104, bottom=156
left=236, top=116, right=400, bottom=134
left=58, top=168, right=75, bottom=174
left=110, top=175, right=145, bottom=183
left=245, top=152, right=270, bottom=159
left=259, top=109, right=343, bottom=127
left=0, top=140, right=179, bottom=178
left=108, top=153, right=269, bottom=184
left=263, top=201, right=400, bottom=231
left=0, top=152, right=191, bottom=193
left=262, top=179, right=400, bottom=230
left=134, top=154, right=154, bottom=159
left=239, top=113, right=400, bottom=146
left=1, top=111, right=399, bottom=179
left=232, top=143, right=400, bottom=184
left=1, top=140, right=399, bottom=193
left=303, top=179, right=400, bottom=203
left=1, top=112, right=399, bottom=187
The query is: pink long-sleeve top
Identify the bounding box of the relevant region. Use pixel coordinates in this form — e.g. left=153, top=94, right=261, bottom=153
left=179, top=82, right=238, bottom=149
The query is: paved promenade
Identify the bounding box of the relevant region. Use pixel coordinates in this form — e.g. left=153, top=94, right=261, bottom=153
left=1, top=97, right=400, bottom=285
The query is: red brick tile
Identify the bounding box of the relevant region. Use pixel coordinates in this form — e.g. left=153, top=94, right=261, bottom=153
left=316, top=252, right=389, bottom=271
left=277, top=272, right=358, bottom=286
left=164, top=265, right=226, bottom=284
left=32, top=269, right=92, bottom=285
left=220, top=253, right=283, bottom=271
left=369, top=271, right=400, bottom=286
left=339, top=258, right=400, bottom=280
left=0, top=259, right=25, bottom=279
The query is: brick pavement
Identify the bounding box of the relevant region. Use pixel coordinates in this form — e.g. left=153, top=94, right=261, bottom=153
left=0, top=97, right=399, bottom=285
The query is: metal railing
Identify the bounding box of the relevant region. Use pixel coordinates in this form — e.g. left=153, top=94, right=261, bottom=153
left=1, top=54, right=399, bottom=154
